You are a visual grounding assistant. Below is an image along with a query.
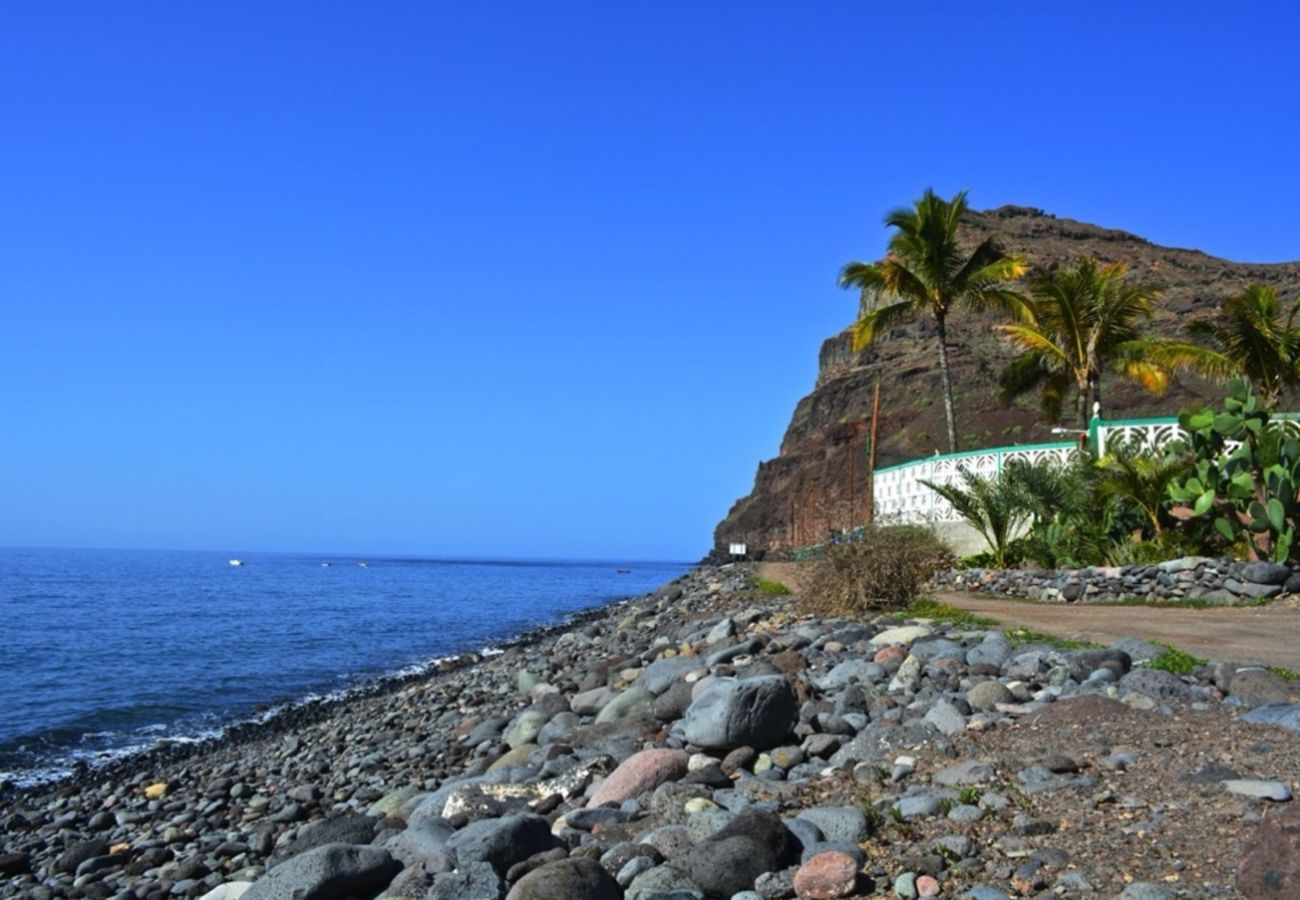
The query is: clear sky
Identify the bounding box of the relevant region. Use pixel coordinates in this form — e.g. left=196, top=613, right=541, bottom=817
left=2, top=3, right=1297, bottom=560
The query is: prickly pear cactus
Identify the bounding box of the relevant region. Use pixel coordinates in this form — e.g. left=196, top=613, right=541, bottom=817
left=1169, top=378, right=1300, bottom=563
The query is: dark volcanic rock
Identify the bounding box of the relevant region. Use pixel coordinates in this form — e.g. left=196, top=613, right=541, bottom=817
left=243, top=843, right=401, bottom=900
left=505, top=857, right=622, bottom=900
left=682, top=808, right=801, bottom=898
left=444, top=814, right=564, bottom=876
left=681, top=675, right=798, bottom=751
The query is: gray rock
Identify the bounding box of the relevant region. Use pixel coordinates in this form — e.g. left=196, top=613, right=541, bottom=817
left=504, top=857, right=622, bottom=900
left=681, top=808, right=800, bottom=898
left=1115, top=883, right=1174, bottom=900
left=429, top=861, right=506, bottom=900
left=1119, top=668, right=1198, bottom=703
left=1222, top=778, right=1293, bottom=801
left=894, top=795, right=943, bottom=819
left=815, top=659, right=883, bottom=691
left=706, top=618, right=737, bottom=643
left=444, top=815, right=564, bottom=875
left=1242, top=561, right=1291, bottom=585
left=572, top=687, right=617, bottom=716
left=924, top=700, right=967, bottom=736
left=934, top=760, right=996, bottom=786
left=956, top=888, right=1010, bottom=900
left=1242, top=703, right=1300, bottom=732
left=966, top=681, right=1013, bottom=711
left=641, top=657, right=702, bottom=695
left=387, top=819, right=455, bottom=866
left=595, top=687, right=655, bottom=724
left=966, top=633, right=1012, bottom=669
left=625, top=864, right=703, bottom=900
left=681, top=676, right=798, bottom=751
left=243, top=843, right=401, bottom=900
left=269, top=815, right=382, bottom=865
left=794, top=806, right=870, bottom=844
left=1109, top=637, right=1163, bottom=664
left=505, top=711, right=550, bottom=749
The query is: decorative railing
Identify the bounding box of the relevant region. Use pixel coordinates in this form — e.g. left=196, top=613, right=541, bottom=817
left=873, top=441, right=1078, bottom=524
left=874, top=414, right=1300, bottom=525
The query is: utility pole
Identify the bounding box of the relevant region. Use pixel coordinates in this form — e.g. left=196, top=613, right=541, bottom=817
left=866, top=381, right=881, bottom=525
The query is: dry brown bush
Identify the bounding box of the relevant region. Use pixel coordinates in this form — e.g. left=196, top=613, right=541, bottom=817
left=799, top=525, right=954, bottom=617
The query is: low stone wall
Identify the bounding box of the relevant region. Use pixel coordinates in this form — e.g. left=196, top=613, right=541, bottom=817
left=931, top=556, right=1300, bottom=605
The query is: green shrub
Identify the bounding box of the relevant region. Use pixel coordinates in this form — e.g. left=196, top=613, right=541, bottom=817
left=1147, top=642, right=1207, bottom=675
left=755, top=578, right=792, bottom=597
left=799, top=525, right=954, bottom=617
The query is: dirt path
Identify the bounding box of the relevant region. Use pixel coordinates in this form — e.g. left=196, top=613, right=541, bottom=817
left=758, top=561, right=1300, bottom=669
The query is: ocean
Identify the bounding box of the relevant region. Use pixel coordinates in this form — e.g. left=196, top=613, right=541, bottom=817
left=0, top=547, right=690, bottom=786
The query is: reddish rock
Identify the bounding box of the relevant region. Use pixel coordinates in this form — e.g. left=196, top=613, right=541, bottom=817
left=917, top=874, right=941, bottom=897
left=792, top=850, right=858, bottom=899
left=874, top=646, right=907, bottom=665
left=1238, top=804, right=1300, bottom=898
left=771, top=650, right=807, bottom=674
left=586, top=748, right=689, bottom=808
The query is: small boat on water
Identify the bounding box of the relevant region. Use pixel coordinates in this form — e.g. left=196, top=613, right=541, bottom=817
left=357, top=561, right=369, bottom=568
left=321, top=562, right=331, bottom=567
left=228, top=559, right=244, bottom=567
left=616, top=568, right=631, bottom=574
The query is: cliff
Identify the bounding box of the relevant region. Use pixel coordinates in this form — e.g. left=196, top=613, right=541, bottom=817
left=713, top=205, right=1300, bottom=558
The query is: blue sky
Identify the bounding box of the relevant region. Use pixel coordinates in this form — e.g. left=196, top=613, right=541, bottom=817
left=2, top=3, right=1297, bottom=560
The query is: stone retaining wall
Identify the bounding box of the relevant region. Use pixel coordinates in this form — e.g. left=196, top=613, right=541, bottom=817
left=931, top=556, right=1300, bottom=605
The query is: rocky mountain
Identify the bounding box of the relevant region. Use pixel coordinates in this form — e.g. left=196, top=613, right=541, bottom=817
left=713, top=205, right=1300, bottom=558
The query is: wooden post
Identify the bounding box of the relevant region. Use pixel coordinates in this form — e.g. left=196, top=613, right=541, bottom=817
left=866, top=381, right=881, bottom=525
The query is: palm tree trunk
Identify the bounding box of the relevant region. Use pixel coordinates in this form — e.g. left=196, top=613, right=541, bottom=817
left=1076, top=383, right=1089, bottom=431
left=935, top=313, right=958, bottom=452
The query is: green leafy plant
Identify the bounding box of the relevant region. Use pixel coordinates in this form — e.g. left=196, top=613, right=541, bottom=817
left=755, top=578, right=792, bottom=597
left=1152, top=284, right=1300, bottom=409
left=1147, top=642, right=1207, bottom=675
left=999, top=259, right=1170, bottom=427
left=840, top=188, right=1028, bottom=451
left=921, top=466, right=1031, bottom=568
left=1168, top=378, right=1300, bottom=563
left=898, top=597, right=998, bottom=627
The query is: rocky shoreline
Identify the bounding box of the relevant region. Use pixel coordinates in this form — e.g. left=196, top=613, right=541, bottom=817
left=4, top=565, right=1300, bottom=899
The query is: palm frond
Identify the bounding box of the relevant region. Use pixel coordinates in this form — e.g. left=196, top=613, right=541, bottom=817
left=852, top=299, right=919, bottom=351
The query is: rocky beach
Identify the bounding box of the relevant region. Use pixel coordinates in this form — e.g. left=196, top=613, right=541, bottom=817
left=4, top=566, right=1300, bottom=900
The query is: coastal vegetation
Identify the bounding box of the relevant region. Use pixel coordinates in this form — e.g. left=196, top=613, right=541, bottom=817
left=835, top=188, right=1300, bottom=574
left=998, top=259, right=1169, bottom=427
left=839, top=188, right=1029, bottom=452
left=799, top=524, right=953, bottom=615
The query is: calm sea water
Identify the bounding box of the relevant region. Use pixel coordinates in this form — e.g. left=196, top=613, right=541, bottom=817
left=0, top=547, right=689, bottom=786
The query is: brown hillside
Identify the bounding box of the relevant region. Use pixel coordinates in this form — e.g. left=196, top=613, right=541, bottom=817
left=713, top=205, right=1300, bottom=558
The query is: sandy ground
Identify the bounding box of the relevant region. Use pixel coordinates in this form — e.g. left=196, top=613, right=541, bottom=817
left=758, top=561, right=1300, bottom=669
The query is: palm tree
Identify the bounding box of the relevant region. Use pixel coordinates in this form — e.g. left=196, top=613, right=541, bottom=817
left=921, top=466, right=1029, bottom=567
left=1094, top=439, right=1191, bottom=536
left=840, top=189, right=1028, bottom=452
left=998, top=259, right=1168, bottom=428
left=1151, top=284, right=1300, bottom=408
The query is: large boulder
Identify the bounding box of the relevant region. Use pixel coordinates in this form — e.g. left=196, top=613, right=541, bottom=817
left=1237, top=803, right=1300, bottom=897
left=1118, top=668, right=1198, bottom=703
left=587, top=748, right=690, bottom=808
left=681, top=676, right=797, bottom=751
left=505, top=857, right=622, bottom=900
left=681, top=808, right=801, bottom=898
left=243, top=843, right=401, bottom=900
left=444, top=815, right=564, bottom=875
